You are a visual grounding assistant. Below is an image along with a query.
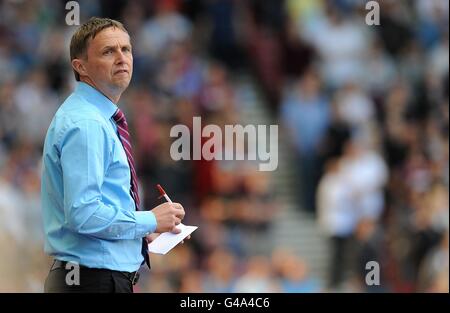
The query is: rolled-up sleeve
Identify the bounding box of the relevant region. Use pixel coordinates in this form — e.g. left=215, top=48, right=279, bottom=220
left=60, top=119, right=156, bottom=240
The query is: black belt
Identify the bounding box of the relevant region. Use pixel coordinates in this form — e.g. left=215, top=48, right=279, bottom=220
left=51, top=260, right=140, bottom=285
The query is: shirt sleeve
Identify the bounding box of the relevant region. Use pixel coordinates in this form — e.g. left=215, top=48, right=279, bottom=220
left=60, top=119, right=157, bottom=240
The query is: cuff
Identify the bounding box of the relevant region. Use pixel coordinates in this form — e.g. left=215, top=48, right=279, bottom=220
left=135, top=211, right=157, bottom=238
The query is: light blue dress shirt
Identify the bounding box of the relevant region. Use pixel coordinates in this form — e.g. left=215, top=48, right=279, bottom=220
left=41, top=82, right=156, bottom=272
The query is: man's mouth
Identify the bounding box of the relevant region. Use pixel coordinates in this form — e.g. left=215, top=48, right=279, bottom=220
left=114, top=69, right=129, bottom=75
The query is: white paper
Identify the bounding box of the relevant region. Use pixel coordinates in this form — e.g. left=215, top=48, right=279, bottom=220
left=147, top=223, right=198, bottom=255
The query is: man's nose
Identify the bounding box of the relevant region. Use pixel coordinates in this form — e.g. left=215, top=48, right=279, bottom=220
left=115, top=50, right=128, bottom=64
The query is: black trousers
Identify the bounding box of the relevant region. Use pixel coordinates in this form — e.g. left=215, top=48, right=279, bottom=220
left=44, top=261, right=135, bottom=293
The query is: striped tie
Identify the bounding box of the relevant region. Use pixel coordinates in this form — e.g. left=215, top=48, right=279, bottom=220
left=113, top=108, right=140, bottom=210
left=113, top=108, right=150, bottom=268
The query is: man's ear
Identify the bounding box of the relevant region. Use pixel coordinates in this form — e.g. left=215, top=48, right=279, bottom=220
left=72, top=58, right=88, bottom=78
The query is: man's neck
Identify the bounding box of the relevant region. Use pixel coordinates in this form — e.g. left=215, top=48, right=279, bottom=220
left=80, top=78, right=121, bottom=104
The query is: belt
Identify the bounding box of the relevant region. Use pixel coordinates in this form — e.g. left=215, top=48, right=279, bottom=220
left=51, top=260, right=140, bottom=285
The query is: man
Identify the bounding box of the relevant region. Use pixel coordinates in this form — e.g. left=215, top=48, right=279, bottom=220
left=41, top=17, right=185, bottom=293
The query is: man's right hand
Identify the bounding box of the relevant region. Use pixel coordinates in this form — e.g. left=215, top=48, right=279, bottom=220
left=150, top=202, right=185, bottom=233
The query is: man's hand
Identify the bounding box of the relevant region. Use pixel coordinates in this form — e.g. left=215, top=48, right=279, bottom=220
left=145, top=233, right=160, bottom=243
left=150, top=202, right=185, bottom=233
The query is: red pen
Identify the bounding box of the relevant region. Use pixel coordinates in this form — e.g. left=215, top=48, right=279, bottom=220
left=156, top=184, right=173, bottom=204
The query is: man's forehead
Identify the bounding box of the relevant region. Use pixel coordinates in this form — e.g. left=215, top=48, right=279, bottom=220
left=90, top=27, right=131, bottom=47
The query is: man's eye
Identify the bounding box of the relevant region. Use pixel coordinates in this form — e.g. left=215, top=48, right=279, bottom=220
left=103, top=50, right=112, bottom=55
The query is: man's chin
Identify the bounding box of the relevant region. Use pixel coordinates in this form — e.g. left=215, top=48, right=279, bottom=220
left=113, top=79, right=131, bottom=91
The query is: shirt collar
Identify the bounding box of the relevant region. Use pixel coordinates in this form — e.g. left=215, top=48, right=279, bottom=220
left=75, top=82, right=118, bottom=119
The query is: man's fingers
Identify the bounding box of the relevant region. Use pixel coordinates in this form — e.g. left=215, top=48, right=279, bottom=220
left=172, top=203, right=185, bottom=219
left=172, top=203, right=184, bottom=211
left=180, top=234, right=192, bottom=244
left=146, top=233, right=160, bottom=243
left=171, top=226, right=182, bottom=234
left=173, top=209, right=185, bottom=219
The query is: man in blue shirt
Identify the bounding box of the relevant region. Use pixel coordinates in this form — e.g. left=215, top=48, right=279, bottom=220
left=41, top=17, right=186, bottom=293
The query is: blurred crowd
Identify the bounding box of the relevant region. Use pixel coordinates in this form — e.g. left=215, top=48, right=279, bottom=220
left=278, top=0, right=449, bottom=292
left=0, top=0, right=448, bottom=293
